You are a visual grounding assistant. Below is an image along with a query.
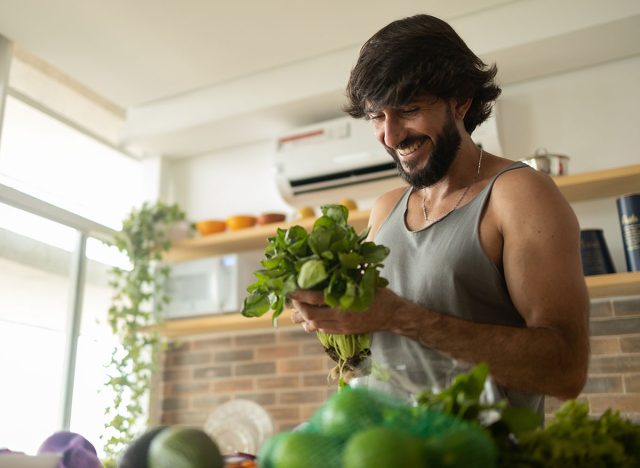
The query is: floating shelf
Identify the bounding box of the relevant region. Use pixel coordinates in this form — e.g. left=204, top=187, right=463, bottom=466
left=165, top=164, right=640, bottom=261
left=553, top=163, right=640, bottom=202
left=156, top=272, right=640, bottom=337
left=164, top=209, right=370, bottom=262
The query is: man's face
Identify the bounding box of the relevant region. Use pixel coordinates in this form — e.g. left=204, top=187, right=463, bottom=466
left=367, top=98, right=462, bottom=188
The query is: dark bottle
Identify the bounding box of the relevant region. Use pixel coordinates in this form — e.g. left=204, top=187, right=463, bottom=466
left=616, top=194, right=640, bottom=272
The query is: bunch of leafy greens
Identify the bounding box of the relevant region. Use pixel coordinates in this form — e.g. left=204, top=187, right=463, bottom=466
left=501, top=400, right=640, bottom=468
left=416, top=363, right=542, bottom=450
left=417, top=364, right=640, bottom=467
left=241, top=204, right=390, bottom=386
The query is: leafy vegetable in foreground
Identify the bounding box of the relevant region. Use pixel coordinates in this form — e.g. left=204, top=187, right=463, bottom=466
left=241, top=204, right=390, bottom=385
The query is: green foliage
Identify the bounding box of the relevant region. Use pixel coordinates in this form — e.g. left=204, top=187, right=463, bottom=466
left=502, top=400, right=640, bottom=467
left=241, top=204, right=389, bottom=323
left=101, top=201, right=186, bottom=467
left=241, top=204, right=389, bottom=386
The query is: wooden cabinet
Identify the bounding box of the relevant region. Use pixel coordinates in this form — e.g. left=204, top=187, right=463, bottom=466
left=160, top=163, right=640, bottom=336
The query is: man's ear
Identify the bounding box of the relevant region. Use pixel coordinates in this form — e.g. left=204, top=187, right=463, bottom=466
left=451, top=98, right=472, bottom=120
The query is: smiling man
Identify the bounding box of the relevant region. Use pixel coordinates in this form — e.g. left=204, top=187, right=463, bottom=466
left=290, top=14, right=589, bottom=415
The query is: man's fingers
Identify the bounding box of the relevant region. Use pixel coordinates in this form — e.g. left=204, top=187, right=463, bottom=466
left=289, top=289, right=326, bottom=305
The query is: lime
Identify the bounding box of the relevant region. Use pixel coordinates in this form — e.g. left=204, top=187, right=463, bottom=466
left=424, top=426, right=497, bottom=468
left=310, top=387, right=385, bottom=439
left=148, top=427, right=224, bottom=468
left=269, top=431, right=342, bottom=468
left=342, top=426, right=425, bottom=468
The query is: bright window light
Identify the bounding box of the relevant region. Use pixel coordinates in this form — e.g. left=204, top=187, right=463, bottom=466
left=0, top=96, right=144, bottom=230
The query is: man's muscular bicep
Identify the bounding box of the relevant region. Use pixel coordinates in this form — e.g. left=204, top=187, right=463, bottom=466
left=494, top=169, right=589, bottom=329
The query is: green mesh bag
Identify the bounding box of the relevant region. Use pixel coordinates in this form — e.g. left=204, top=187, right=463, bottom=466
left=259, top=386, right=496, bottom=468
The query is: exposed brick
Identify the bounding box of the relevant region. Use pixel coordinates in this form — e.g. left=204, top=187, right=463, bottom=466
left=589, top=300, right=613, bottom=318
left=612, top=297, right=640, bottom=317
left=235, top=362, right=276, bottom=376
left=266, top=406, right=301, bottom=421
left=162, top=368, right=190, bottom=382
left=620, top=336, right=640, bottom=353
left=581, top=375, right=624, bottom=394
left=162, top=398, right=188, bottom=411
left=256, top=375, right=300, bottom=389
left=590, top=317, right=640, bottom=336
left=277, top=421, right=302, bottom=432
left=161, top=411, right=207, bottom=426
left=166, top=341, right=191, bottom=352
left=302, top=372, right=332, bottom=387
left=165, top=351, right=210, bottom=367
left=278, top=357, right=325, bottom=374
left=277, top=329, right=317, bottom=343
left=235, top=333, right=275, bottom=347
left=254, top=344, right=300, bottom=360
left=213, top=349, right=254, bottom=362
left=192, top=394, right=231, bottom=409
left=589, top=355, right=640, bottom=374
left=192, top=336, right=233, bottom=349
left=193, top=365, right=232, bottom=379
left=624, top=374, right=640, bottom=393
left=211, top=378, right=255, bottom=392
left=588, top=395, right=640, bottom=413
left=301, top=342, right=325, bottom=356
left=235, top=392, right=276, bottom=406
left=279, top=389, right=326, bottom=405
left=589, top=336, right=620, bottom=355
left=170, top=381, right=210, bottom=394
left=544, top=396, right=588, bottom=415
left=300, top=404, right=322, bottom=421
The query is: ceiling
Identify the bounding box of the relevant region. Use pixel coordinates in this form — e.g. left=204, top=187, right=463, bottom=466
left=0, top=0, right=639, bottom=157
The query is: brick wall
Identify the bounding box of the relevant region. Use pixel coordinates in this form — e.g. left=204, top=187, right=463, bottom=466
left=546, top=295, right=640, bottom=422
left=159, top=326, right=338, bottom=432
left=157, top=295, right=640, bottom=435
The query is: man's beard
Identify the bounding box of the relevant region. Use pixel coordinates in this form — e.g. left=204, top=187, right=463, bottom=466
left=387, top=112, right=462, bottom=188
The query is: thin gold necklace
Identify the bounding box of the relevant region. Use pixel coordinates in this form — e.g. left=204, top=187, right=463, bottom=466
left=422, top=148, right=483, bottom=224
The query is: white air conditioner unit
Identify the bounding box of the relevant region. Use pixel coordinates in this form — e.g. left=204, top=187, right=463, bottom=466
left=274, top=116, right=403, bottom=207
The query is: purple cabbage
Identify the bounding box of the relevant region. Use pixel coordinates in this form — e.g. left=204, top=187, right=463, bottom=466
left=37, top=431, right=102, bottom=468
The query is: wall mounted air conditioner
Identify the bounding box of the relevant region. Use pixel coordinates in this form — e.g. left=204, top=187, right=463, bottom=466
left=274, top=116, right=403, bottom=207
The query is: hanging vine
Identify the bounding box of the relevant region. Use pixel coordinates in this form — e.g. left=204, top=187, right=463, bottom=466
left=101, top=200, right=187, bottom=467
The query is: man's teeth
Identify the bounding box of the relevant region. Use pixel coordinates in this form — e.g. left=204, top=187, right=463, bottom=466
left=396, top=139, right=425, bottom=156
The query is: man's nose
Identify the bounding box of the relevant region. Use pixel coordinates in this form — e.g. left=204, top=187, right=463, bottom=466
left=382, top=116, right=404, bottom=149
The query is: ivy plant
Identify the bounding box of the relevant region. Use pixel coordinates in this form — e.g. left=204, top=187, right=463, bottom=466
left=101, top=200, right=187, bottom=467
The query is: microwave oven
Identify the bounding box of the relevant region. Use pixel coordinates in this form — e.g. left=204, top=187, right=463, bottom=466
left=161, top=250, right=263, bottom=319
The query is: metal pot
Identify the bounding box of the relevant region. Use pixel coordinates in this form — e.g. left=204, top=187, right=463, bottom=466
left=520, top=148, right=570, bottom=176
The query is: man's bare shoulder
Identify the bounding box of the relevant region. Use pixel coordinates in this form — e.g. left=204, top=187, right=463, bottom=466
left=489, top=161, right=577, bottom=231
left=367, top=186, right=408, bottom=240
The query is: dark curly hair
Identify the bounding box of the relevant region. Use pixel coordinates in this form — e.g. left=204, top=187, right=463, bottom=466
left=344, top=14, right=501, bottom=134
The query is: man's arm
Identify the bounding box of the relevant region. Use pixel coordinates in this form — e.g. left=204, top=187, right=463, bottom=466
left=291, top=170, right=590, bottom=399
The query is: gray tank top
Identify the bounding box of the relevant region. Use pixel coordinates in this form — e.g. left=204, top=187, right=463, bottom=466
left=366, top=161, right=544, bottom=415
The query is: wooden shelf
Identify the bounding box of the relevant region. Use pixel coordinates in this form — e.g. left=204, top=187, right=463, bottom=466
left=165, top=165, right=640, bottom=261
left=585, top=271, right=640, bottom=299
left=157, top=309, right=296, bottom=338
left=553, top=163, right=640, bottom=202
left=156, top=273, right=640, bottom=337
left=164, top=209, right=370, bottom=262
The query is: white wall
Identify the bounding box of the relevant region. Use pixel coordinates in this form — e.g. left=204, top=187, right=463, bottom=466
left=170, top=55, right=640, bottom=272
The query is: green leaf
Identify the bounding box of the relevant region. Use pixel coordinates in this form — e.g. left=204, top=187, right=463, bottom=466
left=297, top=259, right=328, bottom=289
left=308, top=227, right=333, bottom=256
left=321, top=204, right=349, bottom=225
left=339, top=252, right=364, bottom=269
left=360, top=242, right=390, bottom=264
left=241, top=291, right=271, bottom=317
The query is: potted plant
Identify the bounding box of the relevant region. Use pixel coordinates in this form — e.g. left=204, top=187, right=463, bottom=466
left=100, top=200, right=187, bottom=466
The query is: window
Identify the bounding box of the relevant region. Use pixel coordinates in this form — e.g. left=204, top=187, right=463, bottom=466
left=0, top=94, right=142, bottom=457
left=0, top=95, right=143, bottom=229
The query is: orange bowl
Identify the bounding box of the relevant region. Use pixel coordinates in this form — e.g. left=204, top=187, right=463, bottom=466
left=195, top=220, right=226, bottom=236
left=256, top=212, right=286, bottom=225
left=226, top=215, right=258, bottom=231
